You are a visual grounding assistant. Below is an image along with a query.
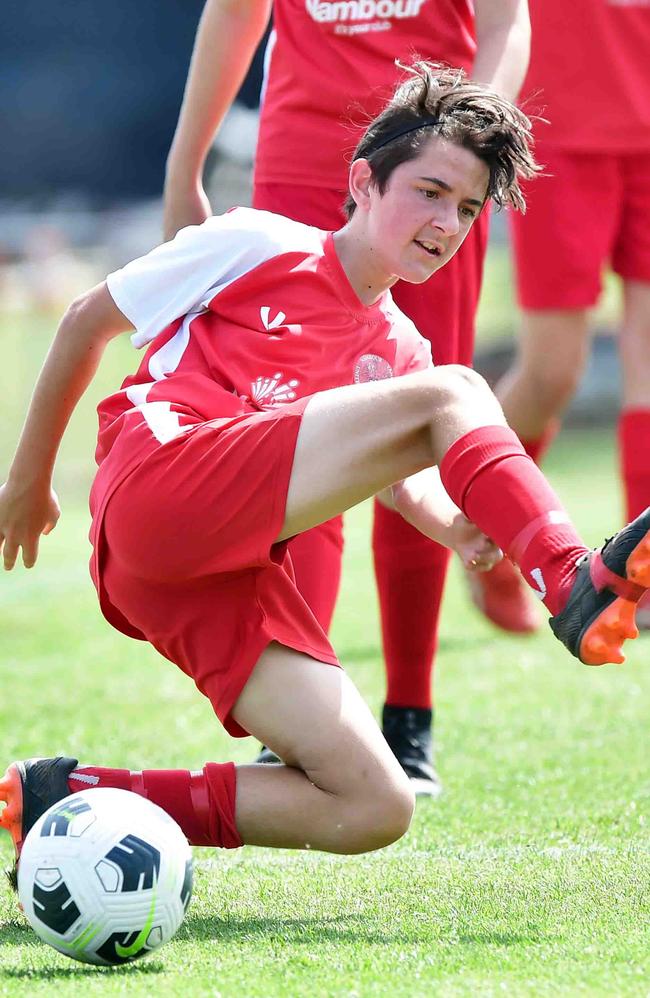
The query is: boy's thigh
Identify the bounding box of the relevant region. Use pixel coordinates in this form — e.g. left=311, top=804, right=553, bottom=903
left=232, top=642, right=407, bottom=795
left=279, top=373, right=435, bottom=541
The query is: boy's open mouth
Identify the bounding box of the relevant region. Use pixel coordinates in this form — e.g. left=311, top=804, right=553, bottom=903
left=414, top=239, right=441, bottom=257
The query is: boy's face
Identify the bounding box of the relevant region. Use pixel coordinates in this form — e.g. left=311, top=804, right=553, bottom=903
left=359, top=135, right=489, bottom=286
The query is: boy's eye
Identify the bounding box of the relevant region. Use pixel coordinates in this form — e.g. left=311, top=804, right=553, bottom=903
left=421, top=188, right=439, bottom=199
left=461, top=206, right=476, bottom=219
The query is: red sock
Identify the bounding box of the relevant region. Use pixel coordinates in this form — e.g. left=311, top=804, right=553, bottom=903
left=440, top=426, right=586, bottom=616
left=68, top=763, right=241, bottom=849
left=373, top=500, right=450, bottom=709
left=619, top=409, right=650, bottom=520
left=288, top=516, right=344, bottom=633
left=520, top=418, right=561, bottom=465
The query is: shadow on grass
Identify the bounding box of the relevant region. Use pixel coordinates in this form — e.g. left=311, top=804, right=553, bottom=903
left=0, top=921, right=164, bottom=979
left=182, top=913, right=547, bottom=949
left=183, top=911, right=414, bottom=946
left=1, top=962, right=164, bottom=981
left=457, top=931, right=543, bottom=946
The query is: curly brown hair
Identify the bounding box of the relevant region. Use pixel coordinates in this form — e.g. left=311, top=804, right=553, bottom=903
left=343, top=61, right=540, bottom=218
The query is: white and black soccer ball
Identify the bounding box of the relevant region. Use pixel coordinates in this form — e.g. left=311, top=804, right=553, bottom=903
left=17, top=787, right=193, bottom=965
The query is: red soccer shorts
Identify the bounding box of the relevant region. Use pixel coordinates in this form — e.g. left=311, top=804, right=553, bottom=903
left=510, top=144, right=650, bottom=310
left=253, top=183, right=490, bottom=366
left=94, top=399, right=339, bottom=738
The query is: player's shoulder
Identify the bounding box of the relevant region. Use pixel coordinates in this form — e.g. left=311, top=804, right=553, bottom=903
left=381, top=292, right=433, bottom=371
left=205, top=206, right=326, bottom=256
left=380, top=292, right=420, bottom=338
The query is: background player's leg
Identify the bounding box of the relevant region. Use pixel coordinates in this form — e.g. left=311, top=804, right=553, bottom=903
left=618, top=280, right=650, bottom=627
left=286, top=517, right=344, bottom=633
left=370, top=226, right=487, bottom=794
left=469, top=308, right=592, bottom=634
left=257, top=517, right=344, bottom=764
left=618, top=280, right=650, bottom=521
left=497, top=309, right=590, bottom=444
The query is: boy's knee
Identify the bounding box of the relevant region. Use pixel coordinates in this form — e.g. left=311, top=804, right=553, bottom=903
left=374, top=779, right=416, bottom=847
left=345, top=776, right=415, bottom=854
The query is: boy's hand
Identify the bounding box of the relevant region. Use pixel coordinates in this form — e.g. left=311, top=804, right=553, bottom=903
left=450, top=513, right=502, bottom=573
left=0, top=481, right=60, bottom=570
left=163, top=176, right=212, bottom=242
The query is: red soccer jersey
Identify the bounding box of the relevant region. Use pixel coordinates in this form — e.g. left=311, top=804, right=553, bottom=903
left=97, top=208, right=431, bottom=496
left=256, top=0, right=476, bottom=189
left=522, top=0, right=650, bottom=152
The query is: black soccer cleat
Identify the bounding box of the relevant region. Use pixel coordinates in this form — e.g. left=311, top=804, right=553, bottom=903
left=0, top=757, right=78, bottom=890
left=549, top=507, right=650, bottom=665
left=255, top=745, right=282, bottom=764
left=382, top=705, right=442, bottom=798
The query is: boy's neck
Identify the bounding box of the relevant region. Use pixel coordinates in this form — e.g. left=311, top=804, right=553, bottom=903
left=332, top=223, right=397, bottom=307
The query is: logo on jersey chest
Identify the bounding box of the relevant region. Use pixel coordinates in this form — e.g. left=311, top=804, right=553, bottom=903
left=305, top=0, right=426, bottom=25
left=260, top=306, right=287, bottom=331
left=354, top=354, right=393, bottom=383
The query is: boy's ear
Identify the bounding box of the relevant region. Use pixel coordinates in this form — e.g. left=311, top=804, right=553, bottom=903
left=348, top=159, right=374, bottom=213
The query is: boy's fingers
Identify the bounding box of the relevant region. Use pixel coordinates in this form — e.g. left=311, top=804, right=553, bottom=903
left=3, top=538, right=18, bottom=571
left=22, top=538, right=39, bottom=569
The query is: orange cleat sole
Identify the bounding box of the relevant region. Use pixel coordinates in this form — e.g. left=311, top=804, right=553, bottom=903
left=579, top=528, right=650, bottom=666
left=627, top=533, right=650, bottom=587
left=0, top=764, right=24, bottom=856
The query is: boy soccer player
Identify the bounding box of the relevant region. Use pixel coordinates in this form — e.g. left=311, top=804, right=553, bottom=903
left=165, top=0, right=532, bottom=793
left=1, top=65, right=649, bottom=881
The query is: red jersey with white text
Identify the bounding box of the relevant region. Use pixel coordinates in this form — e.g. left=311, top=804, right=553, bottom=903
left=256, top=0, right=476, bottom=189
left=97, top=207, right=431, bottom=503
left=522, top=0, right=650, bottom=151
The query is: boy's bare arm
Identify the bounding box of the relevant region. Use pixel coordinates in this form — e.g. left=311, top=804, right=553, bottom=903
left=377, top=468, right=502, bottom=572
left=0, top=283, right=131, bottom=570
left=473, top=0, right=531, bottom=100
left=163, top=0, right=272, bottom=240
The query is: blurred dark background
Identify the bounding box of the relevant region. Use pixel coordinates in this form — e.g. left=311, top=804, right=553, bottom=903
left=1, top=1, right=266, bottom=203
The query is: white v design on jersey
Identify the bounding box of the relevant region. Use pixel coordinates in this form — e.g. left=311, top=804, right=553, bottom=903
left=260, top=306, right=287, bottom=330
left=530, top=567, right=547, bottom=600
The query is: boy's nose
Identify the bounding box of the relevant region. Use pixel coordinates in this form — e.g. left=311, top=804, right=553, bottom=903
left=432, top=204, right=460, bottom=236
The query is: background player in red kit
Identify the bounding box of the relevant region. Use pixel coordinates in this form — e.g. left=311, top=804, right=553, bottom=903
left=2, top=65, right=649, bottom=881
left=163, top=0, right=532, bottom=794
left=480, top=0, right=650, bottom=628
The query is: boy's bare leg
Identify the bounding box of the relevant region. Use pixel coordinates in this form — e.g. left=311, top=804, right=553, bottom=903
left=496, top=309, right=590, bottom=439
left=232, top=642, right=414, bottom=854
left=278, top=365, right=504, bottom=541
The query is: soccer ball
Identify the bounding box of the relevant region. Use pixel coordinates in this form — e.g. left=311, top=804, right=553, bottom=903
left=17, top=787, right=193, bottom=965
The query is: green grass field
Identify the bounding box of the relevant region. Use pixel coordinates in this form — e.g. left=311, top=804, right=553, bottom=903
left=1, top=309, right=649, bottom=996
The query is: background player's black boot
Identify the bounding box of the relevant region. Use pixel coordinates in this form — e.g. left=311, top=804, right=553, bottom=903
left=255, top=746, right=281, bottom=764
left=382, top=705, right=442, bottom=798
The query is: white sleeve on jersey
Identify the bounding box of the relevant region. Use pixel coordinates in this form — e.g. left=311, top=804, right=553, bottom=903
left=381, top=295, right=434, bottom=374
left=403, top=334, right=434, bottom=374
left=106, top=208, right=323, bottom=348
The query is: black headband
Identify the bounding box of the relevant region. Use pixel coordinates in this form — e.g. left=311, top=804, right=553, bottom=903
left=367, top=117, right=440, bottom=154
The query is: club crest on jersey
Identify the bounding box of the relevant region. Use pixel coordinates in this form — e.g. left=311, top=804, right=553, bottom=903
left=250, top=372, right=299, bottom=406
left=354, top=354, right=393, bottom=383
